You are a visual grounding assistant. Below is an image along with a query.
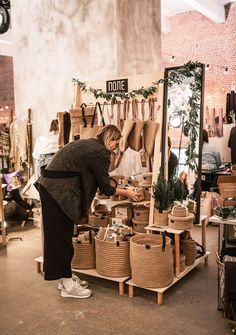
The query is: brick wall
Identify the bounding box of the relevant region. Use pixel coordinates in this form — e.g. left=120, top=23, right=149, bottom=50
left=162, top=3, right=236, bottom=117
left=0, top=56, right=14, bottom=123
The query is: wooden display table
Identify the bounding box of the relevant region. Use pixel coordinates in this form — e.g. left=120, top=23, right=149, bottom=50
left=34, top=256, right=129, bottom=295
left=73, top=268, right=130, bottom=295
left=126, top=252, right=210, bottom=306
left=125, top=222, right=210, bottom=305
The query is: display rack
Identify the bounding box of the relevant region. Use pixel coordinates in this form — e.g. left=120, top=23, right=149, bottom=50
left=73, top=268, right=129, bottom=295
left=126, top=253, right=209, bottom=306
left=34, top=256, right=129, bottom=295
left=209, top=215, right=236, bottom=311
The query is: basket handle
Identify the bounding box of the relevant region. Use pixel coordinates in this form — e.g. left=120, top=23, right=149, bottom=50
left=123, top=233, right=135, bottom=241
left=144, top=232, right=166, bottom=251
left=161, top=231, right=166, bottom=251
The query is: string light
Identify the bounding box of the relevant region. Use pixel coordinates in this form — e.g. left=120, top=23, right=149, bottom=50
left=163, top=53, right=236, bottom=72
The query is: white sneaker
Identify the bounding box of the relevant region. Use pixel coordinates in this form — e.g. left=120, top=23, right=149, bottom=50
left=61, top=282, right=92, bottom=299
left=58, top=273, right=89, bottom=290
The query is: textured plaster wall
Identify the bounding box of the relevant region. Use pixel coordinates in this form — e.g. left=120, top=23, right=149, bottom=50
left=11, top=0, right=161, bottom=140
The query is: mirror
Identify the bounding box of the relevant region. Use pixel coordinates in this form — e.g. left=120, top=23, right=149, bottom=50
left=161, top=64, right=205, bottom=224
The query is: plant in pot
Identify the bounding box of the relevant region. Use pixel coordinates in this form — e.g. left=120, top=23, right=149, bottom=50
left=152, top=173, right=175, bottom=226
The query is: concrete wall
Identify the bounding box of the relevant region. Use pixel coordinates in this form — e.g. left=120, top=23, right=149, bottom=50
left=10, top=0, right=161, bottom=140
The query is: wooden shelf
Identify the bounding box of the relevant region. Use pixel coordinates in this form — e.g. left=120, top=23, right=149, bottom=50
left=73, top=268, right=130, bottom=295
left=94, top=198, right=150, bottom=209
left=126, top=252, right=210, bottom=305
left=209, top=215, right=236, bottom=226
left=34, top=257, right=129, bottom=295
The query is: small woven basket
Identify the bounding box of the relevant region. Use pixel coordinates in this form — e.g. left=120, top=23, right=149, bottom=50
left=88, top=212, right=110, bottom=227
left=133, top=205, right=150, bottom=221
left=72, top=238, right=96, bottom=270
left=180, top=239, right=196, bottom=266
left=95, top=237, right=131, bottom=277
left=130, top=233, right=174, bottom=288
left=132, top=219, right=149, bottom=233
left=168, top=212, right=194, bottom=230
left=171, top=205, right=189, bottom=217
left=153, top=208, right=170, bottom=226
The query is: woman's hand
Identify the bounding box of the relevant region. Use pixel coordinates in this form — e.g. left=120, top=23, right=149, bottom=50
left=114, top=187, right=140, bottom=202
left=125, top=189, right=140, bottom=202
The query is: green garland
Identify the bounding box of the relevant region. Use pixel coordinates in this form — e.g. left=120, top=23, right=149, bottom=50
left=72, top=61, right=202, bottom=171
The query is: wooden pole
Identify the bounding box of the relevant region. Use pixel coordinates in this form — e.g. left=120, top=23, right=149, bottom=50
left=0, top=176, right=7, bottom=246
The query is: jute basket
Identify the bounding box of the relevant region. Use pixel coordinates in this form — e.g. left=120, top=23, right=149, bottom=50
left=142, top=187, right=151, bottom=201
left=72, top=237, right=96, bottom=270
left=95, top=237, right=131, bottom=277
left=168, top=213, right=194, bottom=230
left=180, top=239, right=196, bottom=266
left=132, top=219, right=149, bottom=233
left=88, top=212, right=110, bottom=227
left=130, top=233, right=174, bottom=288
left=133, top=205, right=150, bottom=221
left=153, top=208, right=170, bottom=226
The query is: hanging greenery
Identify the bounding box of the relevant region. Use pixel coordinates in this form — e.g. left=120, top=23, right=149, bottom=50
left=72, top=61, right=202, bottom=171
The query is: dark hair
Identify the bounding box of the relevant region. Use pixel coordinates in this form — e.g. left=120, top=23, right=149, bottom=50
left=49, top=119, right=59, bottom=134
left=202, top=129, right=209, bottom=143
left=168, top=136, right=171, bottom=148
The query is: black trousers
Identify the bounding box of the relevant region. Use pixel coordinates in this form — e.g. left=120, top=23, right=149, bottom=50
left=38, top=185, right=74, bottom=280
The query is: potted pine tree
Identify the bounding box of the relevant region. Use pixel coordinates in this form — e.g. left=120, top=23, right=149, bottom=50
left=152, top=172, right=175, bottom=226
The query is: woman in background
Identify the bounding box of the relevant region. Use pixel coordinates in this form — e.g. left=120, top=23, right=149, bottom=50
left=202, top=129, right=221, bottom=171
left=174, top=171, right=189, bottom=201
left=33, top=119, right=59, bottom=177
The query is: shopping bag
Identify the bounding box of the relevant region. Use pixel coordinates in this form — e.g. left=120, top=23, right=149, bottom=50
left=80, top=102, right=105, bottom=139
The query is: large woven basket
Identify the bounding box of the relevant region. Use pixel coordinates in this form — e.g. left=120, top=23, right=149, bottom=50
left=95, top=237, right=131, bottom=277
left=130, top=233, right=174, bottom=288
left=72, top=238, right=96, bottom=270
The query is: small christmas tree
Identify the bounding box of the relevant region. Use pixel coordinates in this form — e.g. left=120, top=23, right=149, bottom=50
left=152, top=172, right=175, bottom=213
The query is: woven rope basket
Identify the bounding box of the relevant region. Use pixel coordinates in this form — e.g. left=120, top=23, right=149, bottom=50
left=130, top=233, right=174, bottom=288
left=132, top=219, right=149, bottom=233
left=88, top=213, right=110, bottom=228
left=133, top=205, right=150, bottom=221
left=168, top=213, right=194, bottom=230
left=153, top=208, right=170, bottom=226
left=95, top=237, right=131, bottom=277
left=180, top=239, right=196, bottom=266
left=171, top=205, right=189, bottom=217
left=71, top=238, right=96, bottom=270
